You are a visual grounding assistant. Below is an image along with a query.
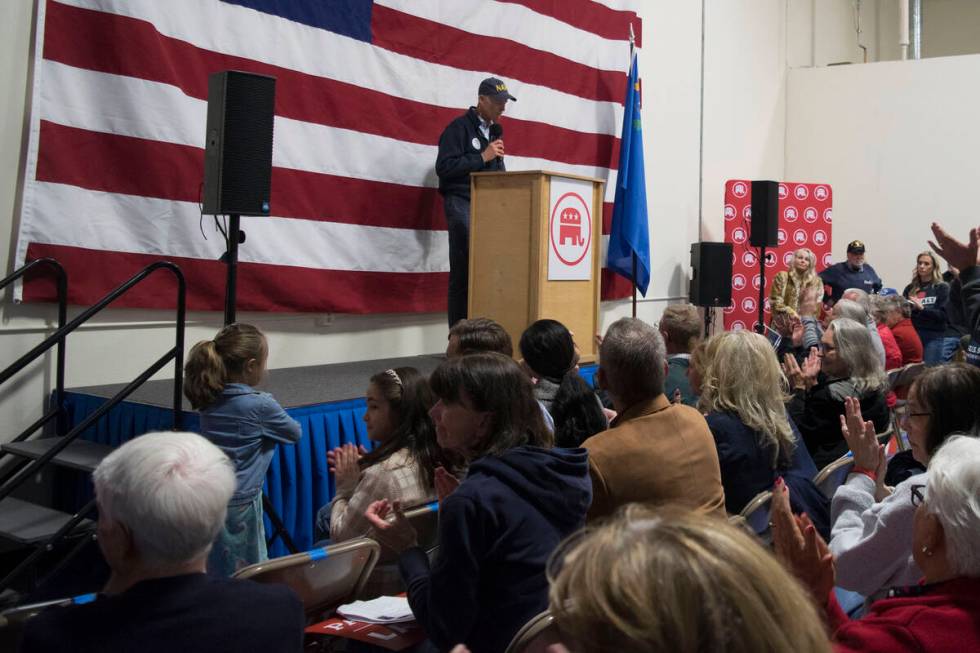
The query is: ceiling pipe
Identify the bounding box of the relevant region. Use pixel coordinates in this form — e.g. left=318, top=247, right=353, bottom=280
left=909, top=0, right=922, bottom=60
left=899, top=0, right=910, bottom=60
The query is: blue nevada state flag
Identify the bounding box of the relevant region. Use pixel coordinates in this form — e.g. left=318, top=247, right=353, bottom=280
left=607, top=52, right=650, bottom=295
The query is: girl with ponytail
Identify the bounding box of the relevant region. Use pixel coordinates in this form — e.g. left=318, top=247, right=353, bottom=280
left=184, top=323, right=301, bottom=576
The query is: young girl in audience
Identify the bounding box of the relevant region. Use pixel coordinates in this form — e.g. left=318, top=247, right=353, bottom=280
left=829, top=363, right=980, bottom=599
left=547, top=505, right=832, bottom=653
left=519, top=319, right=607, bottom=447
left=184, top=323, right=302, bottom=577
left=315, top=367, right=451, bottom=595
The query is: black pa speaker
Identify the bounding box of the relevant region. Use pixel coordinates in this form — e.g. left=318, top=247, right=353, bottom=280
left=203, top=71, right=276, bottom=216
left=750, top=180, right=779, bottom=247
left=690, top=242, right=733, bottom=307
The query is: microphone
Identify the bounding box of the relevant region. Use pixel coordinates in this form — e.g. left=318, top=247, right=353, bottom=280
left=488, top=123, right=503, bottom=162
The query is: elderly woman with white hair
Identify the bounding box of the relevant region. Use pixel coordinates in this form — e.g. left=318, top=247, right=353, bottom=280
left=774, top=434, right=980, bottom=652
left=784, top=317, right=890, bottom=469
left=20, top=432, right=304, bottom=652
left=830, top=363, right=980, bottom=599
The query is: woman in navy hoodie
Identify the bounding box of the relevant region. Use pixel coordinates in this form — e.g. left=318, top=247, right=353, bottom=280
left=366, top=352, right=592, bottom=653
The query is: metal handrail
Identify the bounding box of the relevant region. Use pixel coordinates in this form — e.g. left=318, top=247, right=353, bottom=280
left=0, top=262, right=186, bottom=500
left=0, top=258, right=68, bottom=439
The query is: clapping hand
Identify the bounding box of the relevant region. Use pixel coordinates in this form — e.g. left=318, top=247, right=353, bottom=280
left=327, top=443, right=365, bottom=497
left=839, top=396, right=880, bottom=471
left=929, top=222, right=980, bottom=271
left=364, top=499, right=418, bottom=553
left=771, top=478, right=836, bottom=602
left=783, top=348, right=818, bottom=391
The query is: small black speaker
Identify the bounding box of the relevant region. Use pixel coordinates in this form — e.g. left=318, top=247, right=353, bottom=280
left=203, top=71, right=276, bottom=216
left=690, top=242, right=733, bottom=307
left=750, top=180, right=779, bottom=247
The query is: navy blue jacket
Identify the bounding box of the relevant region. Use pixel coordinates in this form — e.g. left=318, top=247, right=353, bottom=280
left=398, top=446, right=591, bottom=653
left=435, top=107, right=505, bottom=199
left=903, top=281, right=950, bottom=334
left=962, top=266, right=980, bottom=367
left=706, top=411, right=830, bottom=539
left=20, top=574, right=304, bottom=653
left=819, top=262, right=883, bottom=303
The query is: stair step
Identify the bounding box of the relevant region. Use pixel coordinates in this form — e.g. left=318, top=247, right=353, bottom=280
left=0, top=498, right=94, bottom=545
left=2, top=438, right=114, bottom=473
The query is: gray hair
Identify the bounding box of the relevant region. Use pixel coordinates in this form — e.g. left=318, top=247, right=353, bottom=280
left=829, top=318, right=887, bottom=393
left=870, top=295, right=891, bottom=323
left=833, top=299, right=868, bottom=324
left=925, top=435, right=980, bottom=576
left=600, top=318, right=666, bottom=406
left=874, top=294, right=910, bottom=320
left=842, top=288, right=871, bottom=314
left=93, top=431, right=236, bottom=568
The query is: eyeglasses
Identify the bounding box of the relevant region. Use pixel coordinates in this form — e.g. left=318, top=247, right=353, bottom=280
left=899, top=410, right=931, bottom=423
left=910, top=484, right=926, bottom=507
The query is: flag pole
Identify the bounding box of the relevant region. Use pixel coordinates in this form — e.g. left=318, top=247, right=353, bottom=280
left=629, top=24, right=638, bottom=319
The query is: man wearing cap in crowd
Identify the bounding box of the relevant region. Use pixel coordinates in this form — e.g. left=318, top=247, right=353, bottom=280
left=435, top=77, right=516, bottom=327
left=819, top=239, right=883, bottom=305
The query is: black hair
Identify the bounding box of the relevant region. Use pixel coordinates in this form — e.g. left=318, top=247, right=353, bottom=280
left=551, top=374, right=608, bottom=448
left=519, top=319, right=578, bottom=383
left=358, top=367, right=451, bottom=488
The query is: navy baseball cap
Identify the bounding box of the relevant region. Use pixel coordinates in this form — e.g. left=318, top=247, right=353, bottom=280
left=478, top=77, right=516, bottom=102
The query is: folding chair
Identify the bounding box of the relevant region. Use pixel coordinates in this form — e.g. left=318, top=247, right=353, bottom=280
left=505, top=610, right=565, bottom=653
left=888, top=362, right=926, bottom=452
left=738, top=490, right=773, bottom=546
left=813, top=453, right=856, bottom=500
left=234, top=537, right=380, bottom=623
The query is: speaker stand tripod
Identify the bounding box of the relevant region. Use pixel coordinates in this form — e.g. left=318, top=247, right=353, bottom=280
left=223, top=214, right=242, bottom=326
left=755, top=245, right=768, bottom=334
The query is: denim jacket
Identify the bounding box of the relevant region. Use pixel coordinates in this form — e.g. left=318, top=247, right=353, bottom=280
left=200, top=383, right=302, bottom=504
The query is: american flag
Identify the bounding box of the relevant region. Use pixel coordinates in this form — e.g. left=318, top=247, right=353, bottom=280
left=16, top=0, right=639, bottom=313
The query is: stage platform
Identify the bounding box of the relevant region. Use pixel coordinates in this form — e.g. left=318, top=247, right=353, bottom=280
left=63, top=354, right=598, bottom=556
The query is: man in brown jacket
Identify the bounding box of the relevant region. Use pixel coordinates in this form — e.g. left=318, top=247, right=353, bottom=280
left=583, top=317, right=726, bottom=521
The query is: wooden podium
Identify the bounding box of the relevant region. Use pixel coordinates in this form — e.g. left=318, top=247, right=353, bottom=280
left=469, top=170, right=604, bottom=363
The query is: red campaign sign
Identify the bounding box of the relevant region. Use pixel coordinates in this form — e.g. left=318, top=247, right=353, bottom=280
left=723, top=180, right=833, bottom=331
left=306, top=617, right=426, bottom=651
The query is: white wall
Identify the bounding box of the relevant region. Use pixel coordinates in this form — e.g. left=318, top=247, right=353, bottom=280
left=0, top=0, right=831, bottom=439
left=786, top=54, right=980, bottom=289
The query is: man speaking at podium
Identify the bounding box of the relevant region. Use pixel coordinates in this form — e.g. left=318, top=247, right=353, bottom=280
left=436, top=77, right=516, bottom=327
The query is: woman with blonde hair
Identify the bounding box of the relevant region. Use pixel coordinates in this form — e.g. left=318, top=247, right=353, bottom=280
left=547, top=505, right=832, bottom=653
left=903, top=250, right=955, bottom=364
left=699, top=330, right=828, bottom=534
left=770, top=247, right=824, bottom=334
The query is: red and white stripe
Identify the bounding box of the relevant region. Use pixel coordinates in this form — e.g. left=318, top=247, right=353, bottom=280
left=17, top=0, right=641, bottom=312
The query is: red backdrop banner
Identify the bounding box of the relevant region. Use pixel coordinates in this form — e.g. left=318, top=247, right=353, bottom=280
left=723, top=180, right=833, bottom=331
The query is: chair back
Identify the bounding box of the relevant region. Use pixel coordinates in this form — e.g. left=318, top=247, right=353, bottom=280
left=888, top=362, right=926, bottom=391
left=234, top=537, right=380, bottom=621
left=738, top=490, right=773, bottom=546
left=813, top=454, right=855, bottom=500
left=876, top=423, right=894, bottom=448
left=505, top=611, right=565, bottom=653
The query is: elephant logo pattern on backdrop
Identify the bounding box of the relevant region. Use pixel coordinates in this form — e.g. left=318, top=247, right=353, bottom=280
left=723, top=180, right=833, bottom=331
